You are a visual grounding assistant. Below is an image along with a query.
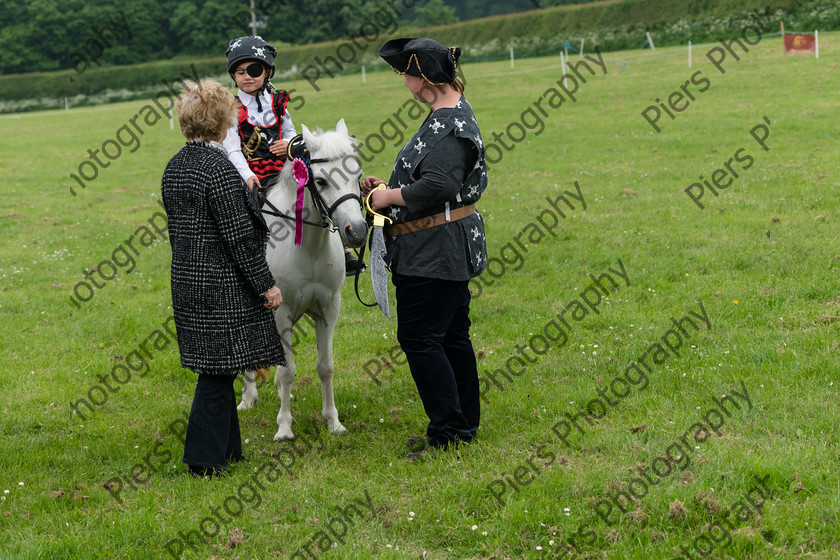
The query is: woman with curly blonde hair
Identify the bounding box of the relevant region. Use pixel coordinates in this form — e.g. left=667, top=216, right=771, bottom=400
left=162, top=79, right=285, bottom=476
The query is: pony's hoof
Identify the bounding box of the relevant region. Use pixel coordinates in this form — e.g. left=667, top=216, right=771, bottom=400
left=274, top=428, right=295, bottom=441
left=237, top=400, right=256, bottom=411
left=329, top=423, right=347, bottom=436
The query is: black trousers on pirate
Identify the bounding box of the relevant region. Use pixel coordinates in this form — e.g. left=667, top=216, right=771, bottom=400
left=183, top=373, right=242, bottom=470
left=392, top=272, right=480, bottom=447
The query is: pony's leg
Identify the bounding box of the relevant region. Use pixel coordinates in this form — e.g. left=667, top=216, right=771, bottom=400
left=237, top=370, right=259, bottom=410
left=274, top=309, right=297, bottom=441
left=314, top=298, right=346, bottom=435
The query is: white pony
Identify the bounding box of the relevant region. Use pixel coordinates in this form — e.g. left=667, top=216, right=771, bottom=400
left=238, top=119, right=367, bottom=441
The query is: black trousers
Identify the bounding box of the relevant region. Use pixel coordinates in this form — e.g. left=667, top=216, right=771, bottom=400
left=182, top=373, right=242, bottom=469
left=392, top=272, right=480, bottom=447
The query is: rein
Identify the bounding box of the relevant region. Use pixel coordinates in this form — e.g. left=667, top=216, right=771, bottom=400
left=258, top=191, right=332, bottom=229
left=352, top=229, right=378, bottom=309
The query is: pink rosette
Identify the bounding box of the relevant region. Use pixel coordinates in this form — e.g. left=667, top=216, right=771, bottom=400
left=291, top=157, right=309, bottom=246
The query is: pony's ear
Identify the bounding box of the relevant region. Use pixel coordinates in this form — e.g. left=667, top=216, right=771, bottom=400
left=335, top=118, right=348, bottom=137
left=301, top=124, right=313, bottom=146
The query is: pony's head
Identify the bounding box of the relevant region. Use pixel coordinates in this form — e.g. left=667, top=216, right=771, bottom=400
left=298, top=119, right=367, bottom=248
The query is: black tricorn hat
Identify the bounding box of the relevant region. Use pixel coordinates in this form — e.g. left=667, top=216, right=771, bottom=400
left=379, top=38, right=462, bottom=85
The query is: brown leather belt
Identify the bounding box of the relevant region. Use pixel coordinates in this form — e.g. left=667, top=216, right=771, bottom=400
left=385, top=204, right=476, bottom=237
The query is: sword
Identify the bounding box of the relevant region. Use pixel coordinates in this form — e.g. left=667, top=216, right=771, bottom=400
left=242, top=126, right=262, bottom=161
left=364, top=185, right=393, bottom=319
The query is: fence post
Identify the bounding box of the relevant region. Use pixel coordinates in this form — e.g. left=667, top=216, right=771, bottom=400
left=688, top=40, right=692, bottom=67
left=510, top=46, right=514, bottom=69
left=560, top=52, right=567, bottom=86
left=781, top=21, right=786, bottom=55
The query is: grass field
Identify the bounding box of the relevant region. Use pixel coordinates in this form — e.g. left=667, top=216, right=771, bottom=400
left=1, top=29, right=839, bottom=560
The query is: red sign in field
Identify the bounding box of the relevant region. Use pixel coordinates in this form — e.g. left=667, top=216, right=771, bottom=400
left=784, top=33, right=816, bottom=54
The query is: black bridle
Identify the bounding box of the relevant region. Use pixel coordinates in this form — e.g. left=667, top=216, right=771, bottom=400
left=258, top=155, right=362, bottom=232
left=257, top=136, right=375, bottom=308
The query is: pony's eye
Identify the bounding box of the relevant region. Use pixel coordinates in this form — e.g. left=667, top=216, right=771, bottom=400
left=315, top=178, right=328, bottom=188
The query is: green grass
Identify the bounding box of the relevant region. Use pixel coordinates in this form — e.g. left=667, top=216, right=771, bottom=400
left=1, top=33, right=839, bottom=559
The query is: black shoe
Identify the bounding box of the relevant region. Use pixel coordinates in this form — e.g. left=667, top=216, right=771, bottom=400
left=407, top=444, right=440, bottom=462
left=345, top=251, right=365, bottom=276
left=407, top=436, right=428, bottom=452
left=188, top=465, right=227, bottom=478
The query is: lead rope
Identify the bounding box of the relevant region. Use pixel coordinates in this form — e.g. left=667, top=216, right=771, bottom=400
left=353, top=218, right=378, bottom=309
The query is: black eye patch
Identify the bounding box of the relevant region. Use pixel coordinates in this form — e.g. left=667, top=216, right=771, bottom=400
left=246, top=63, right=264, bottom=77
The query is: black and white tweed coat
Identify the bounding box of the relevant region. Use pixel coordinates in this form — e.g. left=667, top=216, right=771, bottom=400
left=161, top=142, right=284, bottom=374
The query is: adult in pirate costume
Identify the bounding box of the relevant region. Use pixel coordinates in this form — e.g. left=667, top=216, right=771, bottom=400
left=362, top=38, right=488, bottom=459
left=223, top=36, right=364, bottom=275
left=162, top=79, right=285, bottom=476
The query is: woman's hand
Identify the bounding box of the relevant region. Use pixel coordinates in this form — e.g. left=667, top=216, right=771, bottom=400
left=363, top=177, right=405, bottom=210
left=269, top=139, right=289, bottom=158
left=246, top=175, right=261, bottom=190
left=370, top=187, right=406, bottom=211
left=361, top=176, right=385, bottom=196
left=263, top=285, right=283, bottom=310
left=369, top=188, right=390, bottom=211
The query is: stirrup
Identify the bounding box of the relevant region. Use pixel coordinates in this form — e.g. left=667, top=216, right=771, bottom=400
left=345, top=251, right=366, bottom=276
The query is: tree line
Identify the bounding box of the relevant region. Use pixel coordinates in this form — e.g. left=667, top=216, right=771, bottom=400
left=0, top=0, right=602, bottom=74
